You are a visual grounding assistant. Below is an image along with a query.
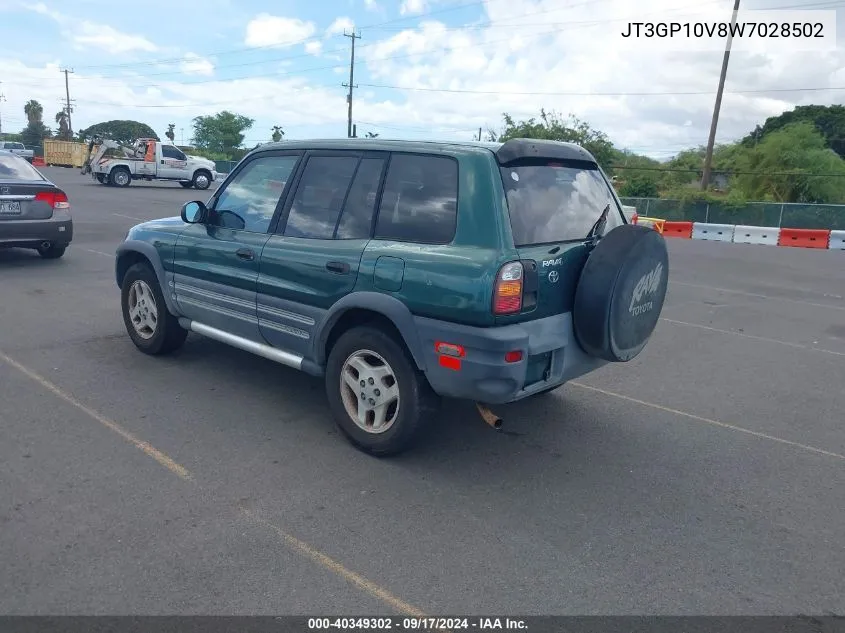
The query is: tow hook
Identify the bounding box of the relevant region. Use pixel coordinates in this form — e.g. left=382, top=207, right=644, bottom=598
left=475, top=402, right=502, bottom=430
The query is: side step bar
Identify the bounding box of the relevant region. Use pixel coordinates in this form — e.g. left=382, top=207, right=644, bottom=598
left=178, top=318, right=324, bottom=376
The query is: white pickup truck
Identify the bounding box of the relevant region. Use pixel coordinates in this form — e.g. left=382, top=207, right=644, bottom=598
left=0, top=142, right=34, bottom=162
left=83, top=138, right=217, bottom=190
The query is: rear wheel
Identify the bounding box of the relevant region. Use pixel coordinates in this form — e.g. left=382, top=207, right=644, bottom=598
left=325, top=326, right=435, bottom=456
left=96, top=174, right=106, bottom=184
left=121, top=263, right=187, bottom=355
left=37, top=243, right=66, bottom=259
left=110, top=167, right=131, bottom=187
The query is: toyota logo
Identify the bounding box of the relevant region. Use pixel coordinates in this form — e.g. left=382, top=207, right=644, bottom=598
left=548, top=270, right=559, bottom=283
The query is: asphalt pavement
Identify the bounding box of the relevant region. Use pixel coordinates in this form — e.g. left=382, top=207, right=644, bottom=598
left=1, top=167, right=844, bottom=615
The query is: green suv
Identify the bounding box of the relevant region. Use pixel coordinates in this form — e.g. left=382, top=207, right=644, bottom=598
left=115, top=138, right=668, bottom=455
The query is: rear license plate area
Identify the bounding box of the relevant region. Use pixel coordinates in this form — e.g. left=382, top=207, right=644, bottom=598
left=0, top=201, right=22, bottom=215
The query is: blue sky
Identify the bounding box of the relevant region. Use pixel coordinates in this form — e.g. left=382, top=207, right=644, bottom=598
left=1, top=0, right=844, bottom=157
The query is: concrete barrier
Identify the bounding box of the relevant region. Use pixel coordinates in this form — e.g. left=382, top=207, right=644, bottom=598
left=778, top=228, right=830, bottom=249
left=692, top=222, right=735, bottom=242
left=829, top=230, right=845, bottom=250
left=732, top=225, right=780, bottom=246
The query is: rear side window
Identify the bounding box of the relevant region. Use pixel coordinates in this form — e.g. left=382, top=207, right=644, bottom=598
left=501, top=161, right=622, bottom=246
left=375, top=154, right=458, bottom=244
left=0, top=154, right=44, bottom=180
left=336, top=158, right=385, bottom=239
left=284, top=156, right=359, bottom=239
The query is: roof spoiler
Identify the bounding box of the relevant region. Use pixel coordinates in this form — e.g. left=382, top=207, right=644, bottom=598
left=495, top=138, right=598, bottom=166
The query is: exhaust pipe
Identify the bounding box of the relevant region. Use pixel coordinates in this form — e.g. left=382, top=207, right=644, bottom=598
left=476, top=402, right=502, bottom=430
left=40, top=241, right=51, bottom=250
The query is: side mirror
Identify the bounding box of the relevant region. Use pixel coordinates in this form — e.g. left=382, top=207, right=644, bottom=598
left=181, top=200, right=206, bottom=224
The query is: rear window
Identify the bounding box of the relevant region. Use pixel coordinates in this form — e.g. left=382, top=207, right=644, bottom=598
left=501, top=160, right=622, bottom=246
left=0, top=154, right=44, bottom=180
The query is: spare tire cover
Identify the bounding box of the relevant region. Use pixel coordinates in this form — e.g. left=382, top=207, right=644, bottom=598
left=573, top=224, right=669, bottom=362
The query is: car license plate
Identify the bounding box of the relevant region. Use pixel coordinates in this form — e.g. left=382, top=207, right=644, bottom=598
left=0, top=201, right=22, bottom=215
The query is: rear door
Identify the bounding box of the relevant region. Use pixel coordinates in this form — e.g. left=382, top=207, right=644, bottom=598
left=499, top=159, right=625, bottom=320
left=256, top=150, right=386, bottom=355
left=0, top=154, right=56, bottom=223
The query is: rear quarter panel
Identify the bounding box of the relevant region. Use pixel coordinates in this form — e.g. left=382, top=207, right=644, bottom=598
left=356, top=150, right=517, bottom=327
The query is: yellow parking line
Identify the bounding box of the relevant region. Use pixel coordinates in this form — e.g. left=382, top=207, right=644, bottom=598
left=0, top=350, right=427, bottom=616
left=571, top=381, right=845, bottom=462
left=0, top=351, right=193, bottom=481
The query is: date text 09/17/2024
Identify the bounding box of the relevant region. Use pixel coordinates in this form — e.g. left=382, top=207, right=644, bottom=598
left=307, top=617, right=528, bottom=630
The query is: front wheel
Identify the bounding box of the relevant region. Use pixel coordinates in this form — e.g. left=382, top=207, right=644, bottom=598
left=325, top=326, right=436, bottom=456
left=121, top=263, right=188, bottom=355
left=192, top=170, right=211, bottom=190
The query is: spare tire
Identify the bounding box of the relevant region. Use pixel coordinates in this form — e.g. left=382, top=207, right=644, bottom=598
left=573, top=224, right=669, bottom=362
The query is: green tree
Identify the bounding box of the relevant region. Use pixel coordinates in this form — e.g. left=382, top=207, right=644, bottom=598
left=271, top=125, right=284, bottom=142
left=490, top=109, right=616, bottom=170
left=731, top=121, right=845, bottom=203
left=78, top=120, right=159, bottom=145
left=192, top=111, right=254, bottom=157
left=619, top=174, right=660, bottom=198
left=165, top=123, right=175, bottom=142
left=55, top=110, right=70, bottom=140
left=742, top=104, right=845, bottom=159
left=24, top=100, right=43, bottom=125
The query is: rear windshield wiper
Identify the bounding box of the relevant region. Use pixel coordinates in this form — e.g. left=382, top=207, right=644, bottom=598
left=586, top=203, right=610, bottom=243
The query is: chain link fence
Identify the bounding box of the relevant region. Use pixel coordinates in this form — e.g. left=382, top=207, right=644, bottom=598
left=619, top=197, right=845, bottom=231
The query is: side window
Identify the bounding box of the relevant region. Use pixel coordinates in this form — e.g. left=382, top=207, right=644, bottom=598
left=335, top=158, right=385, bottom=239
left=283, top=156, right=359, bottom=239
left=374, top=154, right=458, bottom=244
left=161, top=145, right=185, bottom=160
left=210, top=154, right=300, bottom=233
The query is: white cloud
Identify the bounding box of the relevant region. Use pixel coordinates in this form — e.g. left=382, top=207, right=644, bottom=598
left=244, top=13, right=316, bottom=48
left=400, top=0, right=426, bottom=15
left=305, top=41, right=323, bottom=55
left=327, top=17, right=355, bottom=36
left=3, top=0, right=842, bottom=156
left=180, top=53, right=214, bottom=76
left=364, top=0, right=379, bottom=10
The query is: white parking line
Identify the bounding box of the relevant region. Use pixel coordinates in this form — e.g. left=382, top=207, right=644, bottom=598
left=112, top=212, right=147, bottom=222
left=660, top=317, right=845, bottom=357
left=671, top=280, right=845, bottom=312
left=82, top=248, right=112, bottom=257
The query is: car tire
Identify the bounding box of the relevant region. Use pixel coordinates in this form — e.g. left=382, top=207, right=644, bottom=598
left=325, top=326, right=436, bottom=457
left=96, top=174, right=106, bottom=184
left=192, top=170, right=212, bottom=190
left=37, top=243, right=66, bottom=259
left=121, top=263, right=188, bottom=356
left=110, top=167, right=131, bottom=187
left=179, top=181, right=193, bottom=188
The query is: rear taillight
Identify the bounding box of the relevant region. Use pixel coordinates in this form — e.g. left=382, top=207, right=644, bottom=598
left=493, top=261, right=524, bottom=315
left=35, top=191, right=70, bottom=210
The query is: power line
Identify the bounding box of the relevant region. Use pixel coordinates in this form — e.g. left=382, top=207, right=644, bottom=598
left=612, top=165, right=845, bottom=177
left=356, top=83, right=845, bottom=96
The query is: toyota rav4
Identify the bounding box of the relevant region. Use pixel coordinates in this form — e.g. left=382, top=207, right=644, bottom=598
left=115, top=138, right=669, bottom=456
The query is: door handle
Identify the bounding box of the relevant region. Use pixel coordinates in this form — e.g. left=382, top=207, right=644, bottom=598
left=326, top=261, right=350, bottom=274
left=235, top=248, right=254, bottom=261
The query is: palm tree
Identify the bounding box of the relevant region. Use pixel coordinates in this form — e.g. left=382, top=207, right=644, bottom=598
left=365, top=131, right=379, bottom=138
left=24, top=100, right=44, bottom=125
left=271, top=125, right=284, bottom=142
left=55, top=110, right=70, bottom=139
left=165, top=123, right=175, bottom=142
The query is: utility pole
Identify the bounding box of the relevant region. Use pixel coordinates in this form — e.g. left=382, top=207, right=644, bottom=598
left=61, top=68, right=75, bottom=138
left=342, top=30, right=361, bottom=138
left=477, top=127, right=482, bottom=141
left=701, top=0, right=740, bottom=190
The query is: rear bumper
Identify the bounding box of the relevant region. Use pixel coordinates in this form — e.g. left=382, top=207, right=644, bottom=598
left=0, top=213, right=73, bottom=248
left=414, top=313, right=607, bottom=404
